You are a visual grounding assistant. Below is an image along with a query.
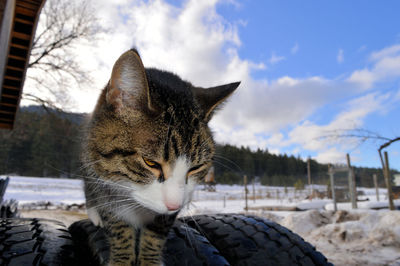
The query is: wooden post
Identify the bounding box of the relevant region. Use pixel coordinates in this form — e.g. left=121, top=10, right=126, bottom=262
left=383, top=152, right=395, bottom=210
left=307, top=157, right=312, bottom=198
left=223, top=194, right=226, bottom=208
left=328, top=164, right=337, bottom=211
left=244, top=175, right=248, bottom=211
left=252, top=177, right=256, bottom=203
left=373, top=174, right=379, bottom=202
left=346, top=154, right=357, bottom=209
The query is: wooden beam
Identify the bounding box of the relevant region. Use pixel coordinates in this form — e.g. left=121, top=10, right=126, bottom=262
left=0, top=0, right=46, bottom=129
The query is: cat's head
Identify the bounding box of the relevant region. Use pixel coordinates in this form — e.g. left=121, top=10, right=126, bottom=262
left=86, top=49, right=239, bottom=216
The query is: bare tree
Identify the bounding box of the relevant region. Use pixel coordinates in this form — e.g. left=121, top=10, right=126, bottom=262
left=321, top=128, right=400, bottom=163
left=24, top=0, right=103, bottom=110
left=321, top=128, right=399, bottom=209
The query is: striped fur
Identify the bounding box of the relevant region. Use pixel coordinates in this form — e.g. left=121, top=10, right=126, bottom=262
left=82, top=49, right=239, bottom=265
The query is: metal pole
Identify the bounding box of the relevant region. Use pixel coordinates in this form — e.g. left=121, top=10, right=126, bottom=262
left=346, top=153, right=357, bottom=209
left=383, top=152, right=395, bottom=210
left=244, top=175, right=248, bottom=211
left=329, top=165, right=337, bottom=212
left=373, top=174, right=379, bottom=202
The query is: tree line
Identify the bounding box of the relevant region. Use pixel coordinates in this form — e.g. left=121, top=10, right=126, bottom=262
left=0, top=106, right=395, bottom=188
left=214, top=145, right=394, bottom=187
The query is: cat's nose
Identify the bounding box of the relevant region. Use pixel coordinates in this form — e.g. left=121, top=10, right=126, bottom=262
left=166, top=202, right=180, bottom=211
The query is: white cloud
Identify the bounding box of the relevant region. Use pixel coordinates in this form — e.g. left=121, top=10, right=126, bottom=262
left=337, top=49, right=344, bottom=63
left=282, top=91, right=394, bottom=163
left=369, top=44, right=400, bottom=61
left=358, top=45, right=367, bottom=52
left=348, top=44, right=400, bottom=90
left=291, top=43, right=299, bottom=54
left=269, top=52, right=285, bottom=65
left=21, top=0, right=400, bottom=166
left=315, top=147, right=344, bottom=164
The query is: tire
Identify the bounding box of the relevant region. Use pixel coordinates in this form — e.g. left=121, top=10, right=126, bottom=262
left=181, top=214, right=333, bottom=266
left=0, top=200, right=19, bottom=218
left=69, top=219, right=229, bottom=266
left=0, top=218, right=75, bottom=266
left=163, top=220, right=229, bottom=266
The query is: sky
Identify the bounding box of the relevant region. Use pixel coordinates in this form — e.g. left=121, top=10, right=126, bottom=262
left=23, top=0, right=400, bottom=170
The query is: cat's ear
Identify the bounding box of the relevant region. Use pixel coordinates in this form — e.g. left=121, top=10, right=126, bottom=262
left=107, top=49, right=154, bottom=112
left=193, top=82, right=240, bottom=122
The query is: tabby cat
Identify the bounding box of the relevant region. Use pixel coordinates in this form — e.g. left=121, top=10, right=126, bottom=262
left=83, top=49, right=239, bottom=265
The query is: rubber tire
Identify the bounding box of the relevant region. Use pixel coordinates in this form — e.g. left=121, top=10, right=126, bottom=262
left=0, top=218, right=75, bottom=266
left=181, top=214, right=333, bottom=266
left=0, top=200, right=19, bottom=218
left=68, top=219, right=229, bottom=266
left=163, top=220, right=229, bottom=266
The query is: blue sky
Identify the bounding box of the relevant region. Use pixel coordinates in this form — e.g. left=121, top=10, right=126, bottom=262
left=26, top=0, right=400, bottom=170
left=218, top=1, right=400, bottom=79
left=214, top=0, right=400, bottom=169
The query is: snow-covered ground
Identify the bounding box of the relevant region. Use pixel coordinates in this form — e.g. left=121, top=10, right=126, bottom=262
left=1, top=175, right=400, bottom=265
left=2, top=175, right=85, bottom=206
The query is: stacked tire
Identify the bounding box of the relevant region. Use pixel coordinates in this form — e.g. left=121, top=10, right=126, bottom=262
left=69, top=214, right=333, bottom=266
left=0, top=218, right=75, bottom=265
left=0, top=213, right=332, bottom=265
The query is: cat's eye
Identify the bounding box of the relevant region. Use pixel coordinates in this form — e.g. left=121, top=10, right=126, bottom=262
left=143, top=158, right=160, bottom=168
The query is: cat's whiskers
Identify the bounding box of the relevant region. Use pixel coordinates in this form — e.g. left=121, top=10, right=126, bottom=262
left=80, top=159, right=101, bottom=170
left=213, top=153, right=244, bottom=173
left=84, top=175, right=136, bottom=191
left=85, top=194, right=127, bottom=203
left=116, top=202, right=144, bottom=219
left=180, top=215, right=195, bottom=249
left=182, top=204, right=210, bottom=240
left=211, top=159, right=243, bottom=175
left=88, top=197, right=136, bottom=210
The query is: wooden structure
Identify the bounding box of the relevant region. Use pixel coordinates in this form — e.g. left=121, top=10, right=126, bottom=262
left=0, top=0, right=45, bottom=129
left=346, top=153, right=357, bottom=209
left=203, top=166, right=216, bottom=192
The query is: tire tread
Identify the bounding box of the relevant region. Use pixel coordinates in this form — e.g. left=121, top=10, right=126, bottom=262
left=0, top=218, right=75, bottom=266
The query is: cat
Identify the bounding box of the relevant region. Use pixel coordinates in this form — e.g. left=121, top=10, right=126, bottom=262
left=83, top=49, right=239, bottom=265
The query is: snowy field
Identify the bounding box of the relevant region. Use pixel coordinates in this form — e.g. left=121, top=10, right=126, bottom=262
left=1, top=175, right=400, bottom=265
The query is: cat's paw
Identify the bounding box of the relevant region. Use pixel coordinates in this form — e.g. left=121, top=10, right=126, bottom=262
left=87, top=208, right=104, bottom=227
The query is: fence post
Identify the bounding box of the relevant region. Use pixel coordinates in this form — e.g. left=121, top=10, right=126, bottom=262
left=252, top=178, right=256, bottom=203
left=346, top=153, right=357, bottom=209
left=244, top=175, right=248, bottom=211
left=307, top=157, right=312, bottom=198
left=383, top=152, right=395, bottom=210
left=223, top=194, right=226, bottom=208
left=328, top=164, right=337, bottom=211
left=373, top=174, right=379, bottom=202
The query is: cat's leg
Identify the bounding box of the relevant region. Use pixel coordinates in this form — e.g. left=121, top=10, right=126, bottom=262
left=137, top=213, right=177, bottom=266
left=106, top=219, right=137, bottom=266
left=137, top=228, right=167, bottom=266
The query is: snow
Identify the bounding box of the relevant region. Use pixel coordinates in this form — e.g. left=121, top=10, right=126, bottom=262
left=325, top=199, right=400, bottom=211
left=1, top=175, right=85, bottom=206
left=1, top=175, right=400, bottom=265
left=281, top=210, right=400, bottom=266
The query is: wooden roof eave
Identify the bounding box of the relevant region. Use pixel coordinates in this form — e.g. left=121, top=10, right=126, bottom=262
left=0, top=0, right=46, bottom=129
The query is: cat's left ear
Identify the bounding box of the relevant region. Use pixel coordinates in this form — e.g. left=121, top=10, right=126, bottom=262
left=107, top=49, right=154, bottom=112
left=193, top=82, right=240, bottom=122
